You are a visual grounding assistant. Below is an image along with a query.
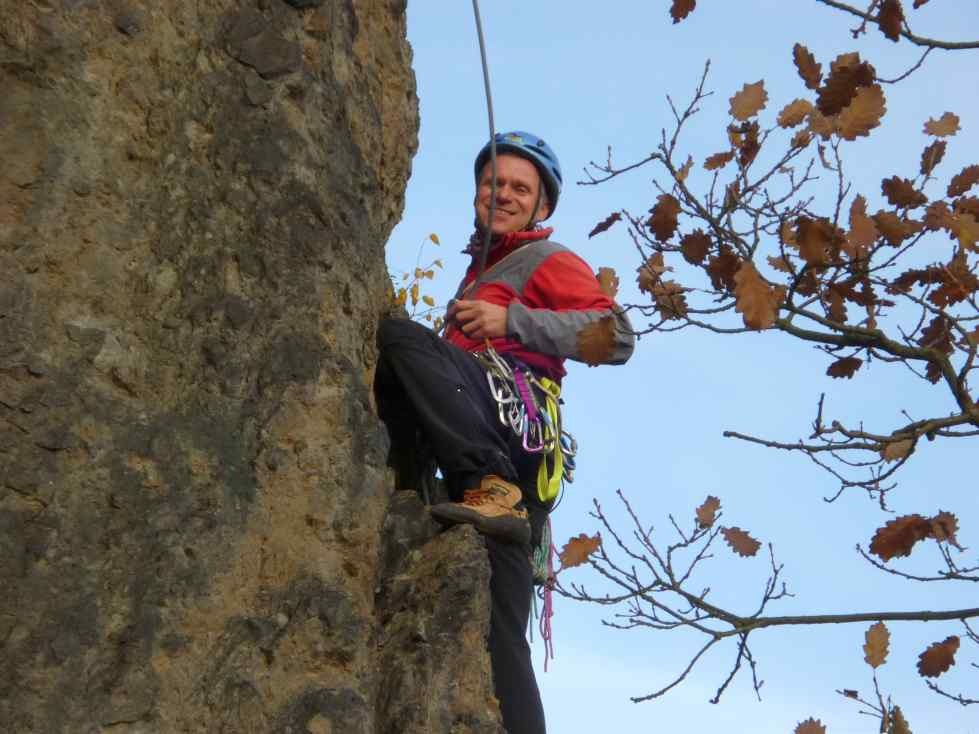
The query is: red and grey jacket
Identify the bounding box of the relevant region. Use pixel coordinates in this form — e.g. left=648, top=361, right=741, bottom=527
left=444, top=228, right=635, bottom=379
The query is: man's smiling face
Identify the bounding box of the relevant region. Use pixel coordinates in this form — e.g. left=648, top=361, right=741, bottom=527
left=475, top=154, right=550, bottom=236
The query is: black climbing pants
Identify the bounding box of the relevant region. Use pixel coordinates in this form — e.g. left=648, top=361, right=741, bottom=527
left=375, top=317, right=547, bottom=734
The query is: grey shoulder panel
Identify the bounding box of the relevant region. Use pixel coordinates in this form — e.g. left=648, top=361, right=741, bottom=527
left=481, top=240, right=569, bottom=294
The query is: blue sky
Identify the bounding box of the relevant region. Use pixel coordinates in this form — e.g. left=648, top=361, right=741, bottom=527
left=389, top=3, right=979, bottom=732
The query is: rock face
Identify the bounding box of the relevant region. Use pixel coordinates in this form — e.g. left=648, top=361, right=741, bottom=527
left=0, top=2, right=503, bottom=732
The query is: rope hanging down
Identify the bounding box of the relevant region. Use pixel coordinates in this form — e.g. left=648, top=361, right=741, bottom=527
left=471, top=0, right=497, bottom=284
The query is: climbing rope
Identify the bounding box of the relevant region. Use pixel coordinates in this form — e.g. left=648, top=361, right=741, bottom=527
left=471, top=0, right=497, bottom=285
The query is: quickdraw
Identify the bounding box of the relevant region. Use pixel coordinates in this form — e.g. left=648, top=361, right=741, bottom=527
left=475, top=343, right=577, bottom=503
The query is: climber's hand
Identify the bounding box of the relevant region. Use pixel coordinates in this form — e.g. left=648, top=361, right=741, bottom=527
left=450, top=299, right=507, bottom=339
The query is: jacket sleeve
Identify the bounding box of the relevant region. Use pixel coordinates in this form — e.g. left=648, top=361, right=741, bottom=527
left=505, top=251, right=635, bottom=364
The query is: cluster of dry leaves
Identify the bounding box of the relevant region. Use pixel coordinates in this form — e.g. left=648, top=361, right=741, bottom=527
left=566, top=3, right=978, bottom=729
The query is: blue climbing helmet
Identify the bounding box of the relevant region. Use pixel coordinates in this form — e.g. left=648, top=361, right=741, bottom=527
left=474, top=131, right=563, bottom=216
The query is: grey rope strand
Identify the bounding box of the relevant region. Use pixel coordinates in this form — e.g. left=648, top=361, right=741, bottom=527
left=471, top=0, right=496, bottom=284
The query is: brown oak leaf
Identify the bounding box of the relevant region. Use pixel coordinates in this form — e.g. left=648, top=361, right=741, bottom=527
left=637, top=252, right=670, bottom=294
left=817, top=53, right=876, bottom=116
left=838, top=84, right=886, bottom=140
left=864, top=621, right=890, bottom=668
left=704, top=150, right=735, bottom=171
left=947, top=164, right=979, bottom=198
left=847, top=194, right=878, bottom=258
left=670, top=0, right=696, bottom=24
left=596, top=267, right=619, bottom=299
left=924, top=201, right=954, bottom=231
left=952, top=212, right=979, bottom=251
left=736, top=121, right=761, bottom=168
left=793, top=44, right=822, bottom=90
left=681, top=230, right=711, bottom=265
left=808, top=108, right=838, bottom=140
left=791, top=129, right=814, bottom=148
left=648, top=194, right=681, bottom=241
left=917, top=636, right=960, bottom=678
left=929, top=253, right=979, bottom=307
left=576, top=318, right=616, bottom=367
left=559, top=533, right=602, bottom=569
left=778, top=99, right=814, bottom=128
left=707, top=245, right=740, bottom=292
left=588, top=212, right=622, bottom=239
left=730, top=80, right=768, bottom=121
left=882, top=176, right=927, bottom=209
left=842, top=689, right=859, bottom=699
left=956, top=196, right=979, bottom=218
left=721, top=526, right=761, bottom=557
left=881, top=438, right=914, bottom=463
left=920, top=139, right=946, bottom=176
left=878, top=0, right=905, bottom=42
left=873, top=211, right=913, bottom=246
left=890, top=706, right=912, bottom=734
left=797, top=216, right=839, bottom=266
left=696, top=496, right=721, bottom=529
left=780, top=219, right=798, bottom=247
left=767, top=255, right=793, bottom=273
left=919, top=314, right=953, bottom=355
left=826, top=286, right=848, bottom=323
left=924, top=112, right=960, bottom=137
left=652, top=280, right=689, bottom=320
left=827, top=356, right=862, bottom=379
left=929, top=511, right=963, bottom=549
left=734, top=261, right=784, bottom=330
left=869, top=513, right=930, bottom=560
left=794, top=719, right=826, bottom=734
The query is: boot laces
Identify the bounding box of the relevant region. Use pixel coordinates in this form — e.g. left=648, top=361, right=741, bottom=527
left=461, top=485, right=508, bottom=506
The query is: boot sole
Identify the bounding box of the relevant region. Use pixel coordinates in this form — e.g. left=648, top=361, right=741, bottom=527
left=430, top=504, right=531, bottom=546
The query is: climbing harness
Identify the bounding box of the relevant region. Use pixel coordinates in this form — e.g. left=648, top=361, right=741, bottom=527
left=474, top=343, right=577, bottom=503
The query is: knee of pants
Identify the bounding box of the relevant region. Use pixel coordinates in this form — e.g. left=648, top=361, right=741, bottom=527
left=378, top=316, right=431, bottom=351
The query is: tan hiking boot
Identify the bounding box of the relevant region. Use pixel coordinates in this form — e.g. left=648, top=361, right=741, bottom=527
left=429, top=475, right=531, bottom=546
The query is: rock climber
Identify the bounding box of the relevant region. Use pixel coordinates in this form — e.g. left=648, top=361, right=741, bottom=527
left=374, top=130, right=634, bottom=734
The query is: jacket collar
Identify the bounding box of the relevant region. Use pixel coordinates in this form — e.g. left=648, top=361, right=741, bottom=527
left=463, top=227, right=554, bottom=275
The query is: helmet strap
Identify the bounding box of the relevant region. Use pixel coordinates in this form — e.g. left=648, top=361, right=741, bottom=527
left=522, top=185, right=544, bottom=232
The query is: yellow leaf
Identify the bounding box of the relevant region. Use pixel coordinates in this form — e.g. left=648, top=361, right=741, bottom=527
left=410, top=282, right=419, bottom=306
left=864, top=622, right=890, bottom=668
left=729, top=80, right=768, bottom=121
left=677, top=155, right=694, bottom=183
left=424, top=269, right=435, bottom=279
left=422, top=295, right=435, bottom=307
left=559, top=533, right=601, bottom=568
left=429, top=233, right=440, bottom=245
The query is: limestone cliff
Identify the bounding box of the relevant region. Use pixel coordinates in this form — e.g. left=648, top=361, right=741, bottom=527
left=0, top=2, right=503, bottom=731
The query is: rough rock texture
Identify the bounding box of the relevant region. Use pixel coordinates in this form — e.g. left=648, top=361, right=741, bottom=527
left=0, top=2, right=504, bottom=732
